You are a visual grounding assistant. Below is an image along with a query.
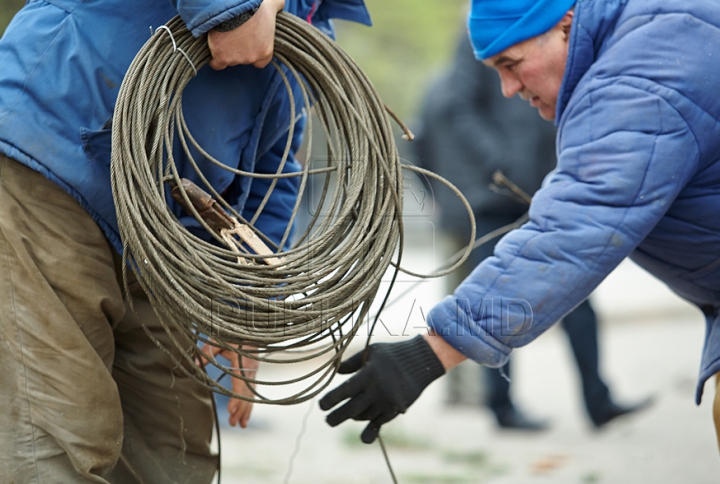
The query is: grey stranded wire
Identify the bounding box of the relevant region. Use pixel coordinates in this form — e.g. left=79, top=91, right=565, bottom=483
left=110, top=13, right=476, bottom=407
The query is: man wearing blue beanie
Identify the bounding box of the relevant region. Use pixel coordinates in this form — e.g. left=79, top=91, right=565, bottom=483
left=467, top=0, right=576, bottom=121
left=321, top=0, right=720, bottom=454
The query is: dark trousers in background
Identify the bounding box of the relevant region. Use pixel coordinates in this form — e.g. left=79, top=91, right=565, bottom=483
left=447, top=212, right=613, bottom=424
left=486, top=300, right=611, bottom=422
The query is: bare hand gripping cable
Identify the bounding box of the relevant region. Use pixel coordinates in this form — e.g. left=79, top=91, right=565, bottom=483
left=110, top=12, right=476, bottom=405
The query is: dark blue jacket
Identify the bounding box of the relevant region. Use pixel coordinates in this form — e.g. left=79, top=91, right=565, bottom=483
left=0, top=0, right=370, bottom=252
left=427, top=0, right=720, bottom=403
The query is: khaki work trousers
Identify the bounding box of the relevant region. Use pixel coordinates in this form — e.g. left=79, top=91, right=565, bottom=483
left=0, top=154, right=218, bottom=483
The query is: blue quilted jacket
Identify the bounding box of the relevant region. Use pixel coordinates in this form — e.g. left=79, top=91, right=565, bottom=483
left=0, top=0, right=370, bottom=252
left=427, top=0, right=720, bottom=403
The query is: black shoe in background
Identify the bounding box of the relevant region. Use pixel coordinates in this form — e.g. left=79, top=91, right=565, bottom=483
left=494, top=408, right=550, bottom=432
left=590, top=397, right=654, bottom=428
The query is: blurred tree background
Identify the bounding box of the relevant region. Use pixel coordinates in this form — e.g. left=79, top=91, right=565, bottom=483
left=0, top=0, right=23, bottom=34
left=335, top=0, right=468, bottom=122
left=0, top=0, right=468, bottom=122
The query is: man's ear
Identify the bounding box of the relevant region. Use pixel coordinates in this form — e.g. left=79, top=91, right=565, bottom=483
left=559, top=10, right=574, bottom=41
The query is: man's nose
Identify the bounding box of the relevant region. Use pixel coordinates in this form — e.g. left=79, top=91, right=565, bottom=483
left=499, top=72, right=522, bottom=98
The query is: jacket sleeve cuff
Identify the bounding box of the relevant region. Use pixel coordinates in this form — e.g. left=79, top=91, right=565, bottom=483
left=179, top=0, right=264, bottom=37
left=426, top=296, right=512, bottom=368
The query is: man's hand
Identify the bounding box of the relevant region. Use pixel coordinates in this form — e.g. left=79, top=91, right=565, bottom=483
left=207, top=0, right=285, bottom=70
left=200, top=343, right=259, bottom=428
left=319, top=335, right=446, bottom=444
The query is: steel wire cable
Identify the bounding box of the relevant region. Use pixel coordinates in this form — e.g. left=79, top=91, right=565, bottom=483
left=111, top=12, right=476, bottom=406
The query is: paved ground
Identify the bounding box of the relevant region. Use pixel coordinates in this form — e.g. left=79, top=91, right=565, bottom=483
left=212, top=239, right=720, bottom=484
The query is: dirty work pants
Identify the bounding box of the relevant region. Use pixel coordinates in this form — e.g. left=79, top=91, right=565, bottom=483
left=0, top=154, right=218, bottom=483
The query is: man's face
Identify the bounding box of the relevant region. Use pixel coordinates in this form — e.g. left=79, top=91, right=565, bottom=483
left=483, top=13, right=572, bottom=121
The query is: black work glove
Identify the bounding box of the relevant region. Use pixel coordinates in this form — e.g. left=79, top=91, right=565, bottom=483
left=319, top=335, right=446, bottom=444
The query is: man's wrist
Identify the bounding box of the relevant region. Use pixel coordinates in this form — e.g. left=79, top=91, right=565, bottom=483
left=214, top=6, right=260, bottom=32
left=423, top=331, right=467, bottom=371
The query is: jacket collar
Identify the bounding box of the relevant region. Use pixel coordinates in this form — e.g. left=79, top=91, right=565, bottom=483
left=556, top=0, right=628, bottom=123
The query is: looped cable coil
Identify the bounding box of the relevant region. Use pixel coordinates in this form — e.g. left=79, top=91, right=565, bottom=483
left=111, top=12, right=475, bottom=405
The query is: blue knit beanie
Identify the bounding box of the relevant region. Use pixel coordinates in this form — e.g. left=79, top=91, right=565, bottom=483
left=468, top=0, right=577, bottom=60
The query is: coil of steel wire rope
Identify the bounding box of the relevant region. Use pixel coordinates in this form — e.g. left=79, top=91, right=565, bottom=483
left=110, top=12, right=475, bottom=405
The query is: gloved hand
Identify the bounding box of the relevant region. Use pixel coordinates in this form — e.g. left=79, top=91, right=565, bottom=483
left=319, top=335, right=446, bottom=443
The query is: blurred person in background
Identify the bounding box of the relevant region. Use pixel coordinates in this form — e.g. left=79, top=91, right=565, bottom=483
left=412, top=34, right=649, bottom=431
left=320, top=0, right=720, bottom=453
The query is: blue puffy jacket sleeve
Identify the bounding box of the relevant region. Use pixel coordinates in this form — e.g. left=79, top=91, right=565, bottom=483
left=170, top=0, right=263, bottom=37
left=426, top=79, right=699, bottom=366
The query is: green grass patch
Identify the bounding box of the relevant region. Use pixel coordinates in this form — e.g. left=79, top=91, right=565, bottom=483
left=401, top=472, right=478, bottom=484
left=442, top=449, right=489, bottom=468
left=341, top=422, right=434, bottom=451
